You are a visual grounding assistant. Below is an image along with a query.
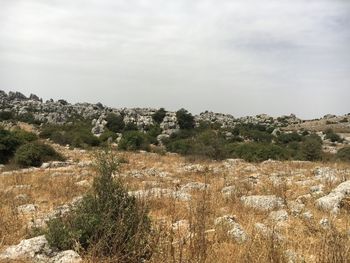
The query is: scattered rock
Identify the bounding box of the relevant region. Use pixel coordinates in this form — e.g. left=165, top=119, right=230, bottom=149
left=269, top=209, right=289, bottom=223
left=49, top=250, right=82, bottom=263
left=17, top=204, right=37, bottom=214
left=0, top=235, right=51, bottom=261
left=315, top=180, right=350, bottom=213
left=221, top=185, right=236, bottom=198
left=241, top=195, right=284, bottom=211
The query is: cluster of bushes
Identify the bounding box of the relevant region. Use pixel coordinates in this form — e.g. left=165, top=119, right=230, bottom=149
left=40, top=122, right=100, bottom=148
left=324, top=129, right=343, bottom=143
left=0, top=128, right=63, bottom=167
left=45, top=151, right=153, bottom=262
left=161, top=110, right=328, bottom=162
left=0, top=110, right=42, bottom=125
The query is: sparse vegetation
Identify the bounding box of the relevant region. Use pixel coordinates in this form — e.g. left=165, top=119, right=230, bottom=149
left=45, top=150, right=153, bottom=262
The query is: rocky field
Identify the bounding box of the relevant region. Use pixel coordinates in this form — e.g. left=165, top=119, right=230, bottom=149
left=1, top=143, right=350, bottom=262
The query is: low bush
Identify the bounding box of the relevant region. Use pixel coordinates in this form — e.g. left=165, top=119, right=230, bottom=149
left=45, top=151, right=153, bottom=262
left=336, top=147, right=350, bottom=162
left=99, top=130, right=118, bottom=143
left=324, top=129, right=343, bottom=143
left=40, top=123, right=100, bottom=148
left=0, top=128, right=38, bottom=164
left=227, top=143, right=289, bottom=162
left=118, top=131, right=150, bottom=151
left=300, top=136, right=323, bottom=161
left=14, top=142, right=64, bottom=167
left=105, top=113, right=125, bottom=133
left=0, top=129, right=22, bottom=163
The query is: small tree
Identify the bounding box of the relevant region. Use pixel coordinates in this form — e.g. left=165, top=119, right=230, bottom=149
left=14, top=142, right=64, bottom=167
left=46, top=150, right=154, bottom=262
left=336, top=147, right=350, bottom=162
left=106, top=113, right=125, bottom=133
left=118, top=131, right=150, bottom=151
left=300, top=137, right=322, bottom=161
left=152, top=108, right=167, bottom=124
left=176, top=108, right=195, bottom=130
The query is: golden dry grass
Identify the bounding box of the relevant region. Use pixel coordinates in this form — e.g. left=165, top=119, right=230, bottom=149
left=1, top=145, right=350, bottom=262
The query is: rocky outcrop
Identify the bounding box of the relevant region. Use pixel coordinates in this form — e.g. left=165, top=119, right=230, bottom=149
left=315, top=180, right=350, bottom=213
left=0, top=90, right=317, bottom=138
left=0, top=235, right=81, bottom=263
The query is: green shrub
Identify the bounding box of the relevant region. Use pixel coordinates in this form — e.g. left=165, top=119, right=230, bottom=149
left=324, top=129, right=343, bottom=143
left=40, top=123, right=100, bottom=148
left=0, top=111, right=14, bottom=121
left=0, top=128, right=22, bottom=163
left=336, top=147, right=350, bottom=162
left=152, top=108, right=166, bottom=124
left=300, top=137, right=323, bottom=161
left=277, top=132, right=302, bottom=144
left=45, top=151, right=153, bottom=262
left=227, top=143, right=289, bottom=162
left=146, top=124, right=162, bottom=145
left=176, top=108, right=195, bottom=130
left=12, top=129, right=38, bottom=143
left=106, top=113, right=125, bottom=133
left=123, top=122, right=138, bottom=131
left=14, top=142, right=64, bottom=167
left=99, top=130, right=118, bottom=143
left=118, top=131, right=150, bottom=151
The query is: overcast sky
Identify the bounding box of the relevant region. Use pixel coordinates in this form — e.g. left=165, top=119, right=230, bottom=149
left=0, top=0, right=349, bottom=118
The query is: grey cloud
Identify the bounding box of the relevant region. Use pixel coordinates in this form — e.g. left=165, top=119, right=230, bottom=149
left=0, top=0, right=349, bottom=118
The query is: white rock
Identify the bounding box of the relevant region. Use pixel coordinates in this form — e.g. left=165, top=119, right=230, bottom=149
left=315, top=180, right=350, bottom=213
left=49, top=250, right=82, bottom=263
left=221, top=186, right=236, bottom=198
left=181, top=182, right=210, bottom=192
left=319, top=218, right=330, bottom=229
left=302, top=211, right=313, bottom=220
left=241, top=195, right=284, bottom=211
left=17, top=204, right=37, bottom=214
left=269, top=209, right=289, bottom=223
left=0, top=235, right=51, bottom=261
left=214, top=215, right=247, bottom=243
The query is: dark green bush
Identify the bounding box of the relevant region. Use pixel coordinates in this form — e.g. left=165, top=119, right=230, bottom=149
left=12, top=129, right=38, bottom=143
left=146, top=124, right=162, bottom=145
left=14, top=142, right=64, bottom=167
left=106, top=113, right=125, bottom=133
left=152, top=108, right=166, bottom=124
left=0, top=111, right=14, bottom=121
left=277, top=132, right=302, bottom=144
left=227, top=143, right=289, bottom=162
left=176, top=108, right=195, bottom=130
left=336, top=147, right=350, bottom=162
left=0, top=128, right=22, bottom=163
left=40, top=123, right=100, bottom=148
left=324, top=129, right=343, bottom=143
left=123, top=122, right=138, bottom=131
left=300, top=137, right=323, bottom=161
left=118, top=131, right=150, bottom=151
left=45, top=151, right=153, bottom=262
left=99, top=130, right=118, bottom=143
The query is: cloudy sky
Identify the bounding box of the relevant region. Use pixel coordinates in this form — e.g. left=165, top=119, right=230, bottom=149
left=0, top=0, right=349, bottom=118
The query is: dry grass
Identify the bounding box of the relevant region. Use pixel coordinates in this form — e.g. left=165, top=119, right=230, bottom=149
left=1, top=146, right=350, bottom=262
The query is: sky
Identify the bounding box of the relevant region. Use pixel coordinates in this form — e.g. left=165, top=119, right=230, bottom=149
left=0, top=0, right=349, bottom=119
